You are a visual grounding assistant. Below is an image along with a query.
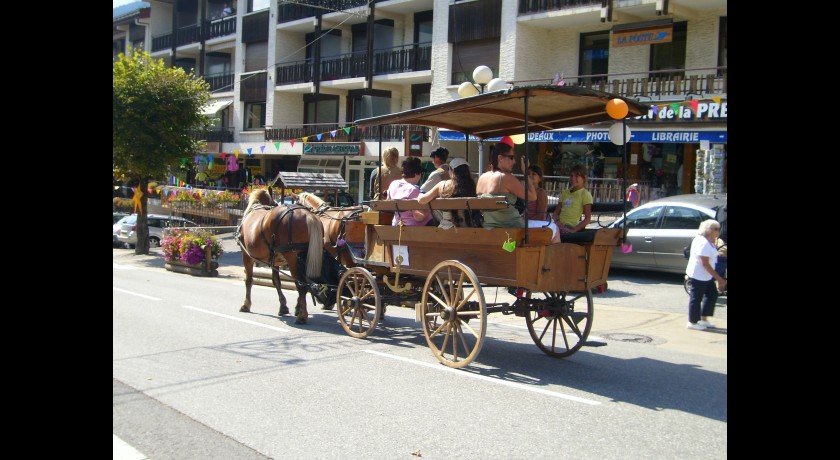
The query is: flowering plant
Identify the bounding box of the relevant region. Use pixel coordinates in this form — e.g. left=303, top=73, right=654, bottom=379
left=201, top=190, right=240, bottom=208
left=169, top=190, right=198, bottom=205
left=161, top=228, right=223, bottom=264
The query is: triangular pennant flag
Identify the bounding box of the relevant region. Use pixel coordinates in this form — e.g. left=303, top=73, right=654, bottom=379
left=651, top=105, right=659, bottom=115
left=361, top=127, right=366, bottom=134
left=234, top=151, right=239, bottom=159
left=302, top=136, right=309, bottom=143
left=712, top=96, right=721, bottom=104
left=181, top=158, right=187, bottom=166
left=275, top=142, right=280, bottom=151
left=344, top=127, right=351, bottom=135
left=290, top=139, right=295, bottom=147
left=330, top=130, right=336, bottom=138
left=689, top=100, right=699, bottom=112
left=247, top=148, right=253, bottom=156
left=221, top=152, right=227, bottom=160
left=316, top=133, right=323, bottom=141
left=669, top=103, right=680, bottom=112
left=260, top=145, right=265, bottom=153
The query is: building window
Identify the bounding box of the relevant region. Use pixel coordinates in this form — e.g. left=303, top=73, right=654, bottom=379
left=451, top=38, right=500, bottom=85
left=304, top=94, right=339, bottom=125
left=717, top=17, right=727, bottom=76
left=348, top=89, right=391, bottom=123
left=248, top=0, right=269, bottom=13
left=415, top=11, right=433, bottom=45
left=412, top=84, right=431, bottom=109
left=245, top=102, right=265, bottom=130
left=352, top=19, right=395, bottom=54
left=579, top=31, right=609, bottom=85
left=650, top=21, right=687, bottom=77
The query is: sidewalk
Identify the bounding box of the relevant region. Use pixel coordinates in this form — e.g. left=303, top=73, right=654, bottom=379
left=113, top=235, right=726, bottom=360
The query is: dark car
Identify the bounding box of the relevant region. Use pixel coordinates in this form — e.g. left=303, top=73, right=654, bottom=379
left=608, top=193, right=727, bottom=274
left=315, top=190, right=355, bottom=207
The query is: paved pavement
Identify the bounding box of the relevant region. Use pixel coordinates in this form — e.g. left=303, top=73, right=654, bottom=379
left=113, top=234, right=727, bottom=360
left=115, top=235, right=726, bottom=459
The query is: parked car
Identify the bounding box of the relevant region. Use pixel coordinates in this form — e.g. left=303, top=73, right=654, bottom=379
left=315, top=190, right=355, bottom=207
left=116, top=214, right=198, bottom=248
left=113, top=213, right=132, bottom=247
left=607, top=193, right=727, bottom=274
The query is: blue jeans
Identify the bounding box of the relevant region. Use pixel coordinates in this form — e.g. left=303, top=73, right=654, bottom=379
left=687, top=277, right=718, bottom=323
left=715, top=256, right=727, bottom=279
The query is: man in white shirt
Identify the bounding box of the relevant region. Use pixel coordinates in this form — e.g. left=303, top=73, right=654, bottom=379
left=420, top=147, right=450, bottom=192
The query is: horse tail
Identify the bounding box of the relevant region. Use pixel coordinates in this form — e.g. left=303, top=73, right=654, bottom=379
left=305, top=211, right=324, bottom=279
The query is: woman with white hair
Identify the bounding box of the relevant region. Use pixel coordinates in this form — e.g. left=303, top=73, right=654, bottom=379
left=685, top=219, right=727, bottom=330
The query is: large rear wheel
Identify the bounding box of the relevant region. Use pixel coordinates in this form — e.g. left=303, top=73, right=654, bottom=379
left=420, top=260, right=486, bottom=368
left=524, top=290, right=593, bottom=358
left=336, top=267, right=381, bottom=338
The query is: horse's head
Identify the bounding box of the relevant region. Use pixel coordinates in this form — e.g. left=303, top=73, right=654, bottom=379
left=298, top=191, right=327, bottom=211
left=247, top=188, right=273, bottom=208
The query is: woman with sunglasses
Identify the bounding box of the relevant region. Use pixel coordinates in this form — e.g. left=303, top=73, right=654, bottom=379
left=476, top=136, right=535, bottom=229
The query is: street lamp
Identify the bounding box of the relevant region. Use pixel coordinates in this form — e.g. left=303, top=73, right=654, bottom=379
left=455, top=65, right=511, bottom=172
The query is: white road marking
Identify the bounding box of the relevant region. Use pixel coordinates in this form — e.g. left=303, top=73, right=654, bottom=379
left=113, top=287, right=162, bottom=301
left=113, top=434, right=147, bottom=460
left=365, top=350, right=601, bottom=405
left=113, top=263, right=137, bottom=270
left=182, top=305, right=288, bottom=332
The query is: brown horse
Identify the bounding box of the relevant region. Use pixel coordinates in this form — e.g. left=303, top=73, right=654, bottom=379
left=293, top=191, right=367, bottom=269
left=237, top=189, right=324, bottom=324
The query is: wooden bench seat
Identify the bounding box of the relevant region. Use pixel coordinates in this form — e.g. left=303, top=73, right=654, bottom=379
left=369, top=196, right=509, bottom=212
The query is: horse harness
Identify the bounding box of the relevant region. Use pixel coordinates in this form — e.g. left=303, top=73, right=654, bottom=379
left=236, top=203, right=312, bottom=268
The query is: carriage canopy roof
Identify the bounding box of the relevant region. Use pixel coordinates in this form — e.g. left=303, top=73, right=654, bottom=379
left=354, top=85, right=650, bottom=140
left=272, top=171, right=348, bottom=191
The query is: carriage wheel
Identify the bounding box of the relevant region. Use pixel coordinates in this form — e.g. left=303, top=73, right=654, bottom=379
left=524, top=290, right=593, bottom=358
left=420, top=260, right=486, bottom=368
left=336, top=267, right=381, bottom=338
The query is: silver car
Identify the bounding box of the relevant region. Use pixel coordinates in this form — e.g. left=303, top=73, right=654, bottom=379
left=608, top=193, right=727, bottom=274
left=116, top=214, right=198, bottom=248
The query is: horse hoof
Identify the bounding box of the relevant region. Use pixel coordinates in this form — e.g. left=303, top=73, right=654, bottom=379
left=279, top=306, right=290, bottom=316
left=295, top=317, right=307, bottom=325
left=240, top=305, right=250, bottom=313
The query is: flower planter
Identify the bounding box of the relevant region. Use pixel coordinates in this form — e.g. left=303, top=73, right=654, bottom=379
left=164, top=244, right=219, bottom=277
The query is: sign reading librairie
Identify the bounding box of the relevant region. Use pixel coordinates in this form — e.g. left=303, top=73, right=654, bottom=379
left=302, top=142, right=362, bottom=156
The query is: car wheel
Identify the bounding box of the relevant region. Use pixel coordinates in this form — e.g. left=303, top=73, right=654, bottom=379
left=150, top=236, right=160, bottom=247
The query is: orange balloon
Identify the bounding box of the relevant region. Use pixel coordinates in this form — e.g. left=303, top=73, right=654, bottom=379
left=606, top=98, right=629, bottom=119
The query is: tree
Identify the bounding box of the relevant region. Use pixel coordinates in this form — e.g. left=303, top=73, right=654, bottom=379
left=113, top=47, right=210, bottom=254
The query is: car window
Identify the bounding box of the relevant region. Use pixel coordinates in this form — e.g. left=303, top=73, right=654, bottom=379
left=148, top=219, right=162, bottom=228
left=661, top=206, right=707, bottom=230
left=624, top=206, right=662, bottom=229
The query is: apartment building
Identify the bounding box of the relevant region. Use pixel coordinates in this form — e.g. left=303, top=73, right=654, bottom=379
left=113, top=0, right=727, bottom=202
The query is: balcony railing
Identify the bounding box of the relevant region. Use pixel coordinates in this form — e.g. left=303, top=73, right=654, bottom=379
left=275, top=59, right=313, bottom=85
left=518, top=0, right=601, bottom=15
left=204, top=72, right=234, bottom=92
left=150, top=16, right=237, bottom=52
left=265, top=124, right=430, bottom=142
left=277, top=0, right=372, bottom=24
left=190, top=128, right=234, bottom=143
left=275, top=43, right=431, bottom=85
left=513, top=67, right=728, bottom=100
left=321, top=52, right=367, bottom=81
left=373, top=43, right=432, bottom=75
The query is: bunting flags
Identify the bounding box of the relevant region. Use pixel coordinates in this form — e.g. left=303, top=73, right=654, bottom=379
left=275, top=142, right=280, bottom=151
left=246, top=147, right=252, bottom=156
left=290, top=139, right=295, bottom=147
left=260, top=145, right=265, bottom=153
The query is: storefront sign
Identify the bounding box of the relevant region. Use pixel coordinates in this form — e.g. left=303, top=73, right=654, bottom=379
left=438, top=130, right=727, bottom=144
left=302, top=142, right=362, bottom=156
left=636, top=101, right=727, bottom=122
left=613, top=26, right=672, bottom=47
left=405, top=131, right=424, bottom=157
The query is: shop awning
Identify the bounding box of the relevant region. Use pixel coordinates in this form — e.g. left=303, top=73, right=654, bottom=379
left=201, top=99, right=233, bottom=115
left=437, top=128, right=726, bottom=144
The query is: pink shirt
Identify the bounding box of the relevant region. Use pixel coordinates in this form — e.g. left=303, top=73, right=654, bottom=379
left=388, top=179, right=432, bottom=226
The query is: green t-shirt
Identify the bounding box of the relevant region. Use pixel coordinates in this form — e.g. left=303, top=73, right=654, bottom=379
left=557, top=188, right=593, bottom=227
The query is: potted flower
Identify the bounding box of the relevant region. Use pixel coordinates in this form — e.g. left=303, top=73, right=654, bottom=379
left=162, top=228, right=224, bottom=276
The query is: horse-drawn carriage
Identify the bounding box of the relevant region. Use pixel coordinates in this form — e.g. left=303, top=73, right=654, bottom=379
left=237, top=85, right=649, bottom=368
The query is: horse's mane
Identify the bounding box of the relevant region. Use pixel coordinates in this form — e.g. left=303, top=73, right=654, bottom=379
left=248, top=189, right=273, bottom=208
left=298, top=191, right=326, bottom=210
